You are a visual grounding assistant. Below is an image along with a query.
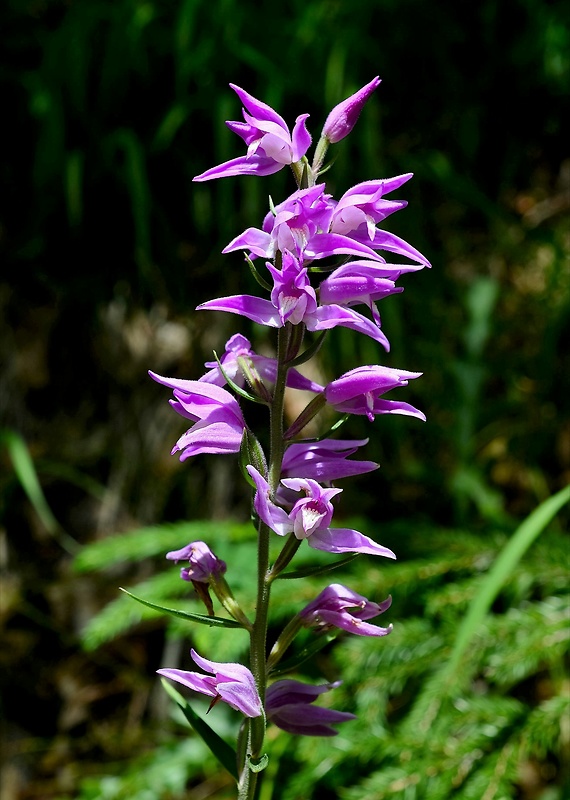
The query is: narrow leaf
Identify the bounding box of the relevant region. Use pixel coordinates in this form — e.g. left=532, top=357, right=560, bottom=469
left=446, top=484, right=570, bottom=680
left=1, top=429, right=59, bottom=533
left=212, top=352, right=268, bottom=405
left=287, top=330, right=327, bottom=367
left=1, top=429, right=78, bottom=554
left=270, top=632, right=338, bottom=676
left=160, top=679, right=238, bottom=780
left=277, top=554, right=359, bottom=579
left=120, top=588, right=244, bottom=628
left=245, top=253, right=272, bottom=292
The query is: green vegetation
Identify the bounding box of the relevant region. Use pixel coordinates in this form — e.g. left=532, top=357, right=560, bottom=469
left=1, top=0, right=568, bottom=797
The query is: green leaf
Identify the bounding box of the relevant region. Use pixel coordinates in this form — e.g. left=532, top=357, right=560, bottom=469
left=1, top=429, right=59, bottom=534
left=1, top=429, right=78, bottom=554
left=270, top=632, right=338, bottom=676
left=406, top=486, right=570, bottom=733
left=160, top=679, right=238, bottom=780
left=245, top=253, right=272, bottom=291
left=277, top=553, right=358, bottom=579
left=212, top=351, right=268, bottom=405
left=286, top=330, right=327, bottom=368
left=120, top=589, right=244, bottom=628
left=446, top=484, right=570, bottom=681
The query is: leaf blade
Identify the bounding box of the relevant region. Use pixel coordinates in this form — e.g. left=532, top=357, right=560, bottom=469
left=120, top=588, right=244, bottom=628
left=160, top=679, right=239, bottom=780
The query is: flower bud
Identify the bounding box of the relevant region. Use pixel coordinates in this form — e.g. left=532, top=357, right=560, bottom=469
left=321, top=77, right=381, bottom=144
left=166, top=541, right=227, bottom=583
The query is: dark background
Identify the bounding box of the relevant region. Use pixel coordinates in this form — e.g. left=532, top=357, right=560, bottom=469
left=1, top=0, right=568, bottom=798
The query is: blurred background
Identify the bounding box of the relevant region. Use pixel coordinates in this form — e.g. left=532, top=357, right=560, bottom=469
left=1, top=0, right=569, bottom=798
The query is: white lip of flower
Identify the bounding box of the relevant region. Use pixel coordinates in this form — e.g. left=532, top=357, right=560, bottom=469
left=293, top=503, right=326, bottom=538
left=279, top=293, right=307, bottom=324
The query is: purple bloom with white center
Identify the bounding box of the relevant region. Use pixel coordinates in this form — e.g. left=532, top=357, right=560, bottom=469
left=199, top=333, right=322, bottom=393
left=266, top=679, right=356, bottom=736
left=247, top=465, right=396, bottom=558
left=327, top=177, right=431, bottom=266
left=157, top=649, right=262, bottom=717
left=267, top=250, right=318, bottom=325
left=224, top=184, right=386, bottom=265
left=198, top=250, right=391, bottom=349
left=193, top=84, right=311, bottom=181
left=166, top=541, right=227, bottom=583
left=319, top=263, right=403, bottom=327
left=223, top=177, right=430, bottom=267
left=325, top=365, right=426, bottom=422
left=321, top=77, right=382, bottom=144
left=149, top=372, right=246, bottom=459
left=300, top=584, right=393, bottom=637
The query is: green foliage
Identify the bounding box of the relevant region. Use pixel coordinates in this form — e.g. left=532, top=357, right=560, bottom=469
left=2, top=0, right=568, bottom=797
left=274, top=535, right=568, bottom=799
left=67, top=738, right=220, bottom=800
left=73, top=520, right=254, bottom=572
left=73, top=491, right=569, bottom=799
left=76, top=523, right=257, bottom=654
left=161, top=679, right=239, bottom=780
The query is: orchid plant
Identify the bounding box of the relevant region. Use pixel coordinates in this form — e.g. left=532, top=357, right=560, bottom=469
left=144, top=78, right=429, bottom=799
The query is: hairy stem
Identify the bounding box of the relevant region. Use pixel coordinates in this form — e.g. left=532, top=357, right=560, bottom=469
left=240, top=325, right=292, bottom=797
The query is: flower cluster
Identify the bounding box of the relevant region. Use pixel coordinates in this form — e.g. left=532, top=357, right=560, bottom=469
left=149, top=79, right=427, bottom=795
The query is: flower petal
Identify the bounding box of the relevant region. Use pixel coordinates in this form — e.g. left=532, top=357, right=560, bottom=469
left=230, top=83, right=289, bottom=128
left=291, top=113, right=312, bottom=161
left=247, top=465, right=293, bottom=536
left=309, top=305, right=391, bottom=350
left=308, top=527, right=396, bottom=558
left=156, top=668, right=217, bottom=697
left=193, top=154, right=284, bottom=181
left=197, top=295, right=282, bottom=327
left=223, top=227, right=273, bottom=258
left=368, top=229, right=431, bottom=266
left=305, top=232, right=386, bottom=262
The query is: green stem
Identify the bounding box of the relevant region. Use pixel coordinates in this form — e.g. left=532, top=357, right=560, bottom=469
left=268, top=325, right=291, bottom=493
left=240, top=325, right=292, bottom=797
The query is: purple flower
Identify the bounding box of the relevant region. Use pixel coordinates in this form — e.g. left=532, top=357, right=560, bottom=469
left=300, top=584, right=393, bottom=637
left=266, top=679, right=356, bottom=736
left=157, top=649, right=262, bottom=717
left=149, top=372, right=246, bottom=459
left=223, top=178, right=430, bottom=267
left=325, top=365, right=426, bottom=422
left=193, top=84, right=311, bottom=181
left=247, top=466, right=396, bottom=558
left=198, top=250, right=391, bottom=349
left=281, top=438, right=378, bottom=482
left=267, top=250, right=318, bottom=325
left=327, top=178, right=431, bottom=266
left=199, top=333, right=322, bottom=393
left=329, top=175, right=411, bottom=231
left=224, top=184, right=385, bottom=265
left=166, top=541, right=227, bottom=583
left=321, top=77, right=381, bottom=144
left=319, top=263, right=403, bottom=327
